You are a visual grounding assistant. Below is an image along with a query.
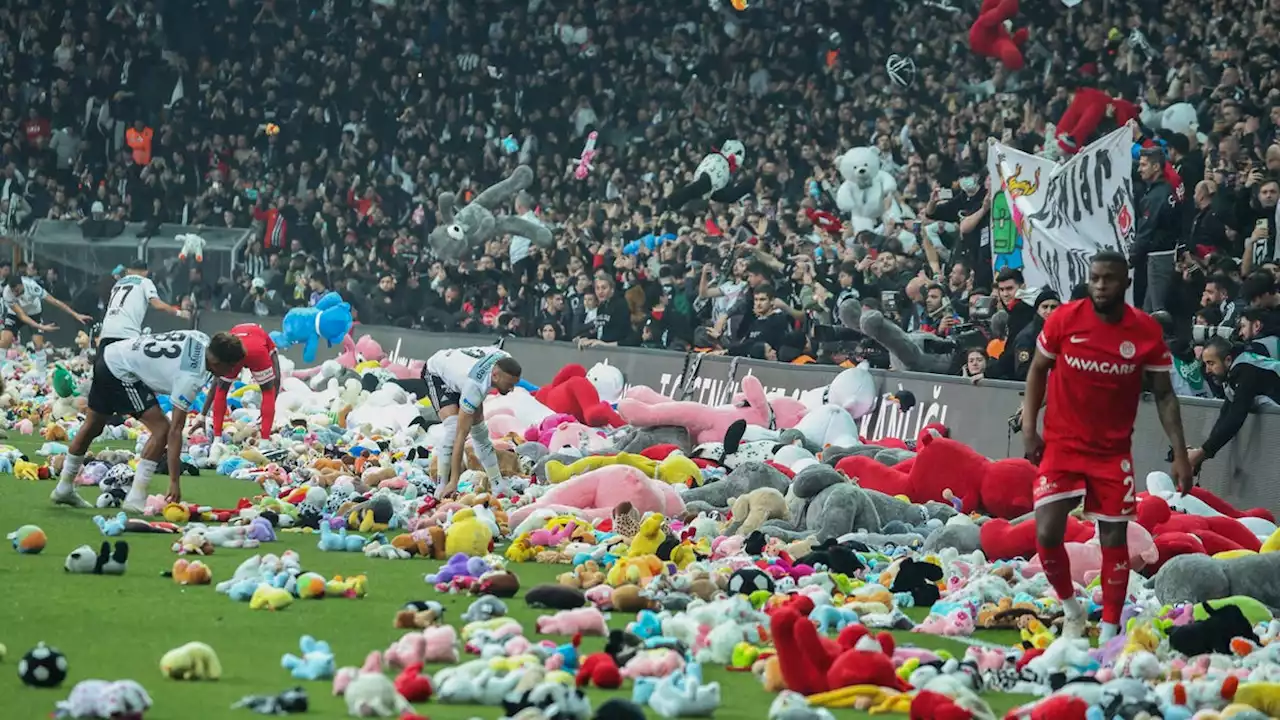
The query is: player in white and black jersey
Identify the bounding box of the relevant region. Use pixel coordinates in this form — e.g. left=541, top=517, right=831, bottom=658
left=0, top=274, right=92, bottom=350
left=98, top=259, right=189, bottom=350
left=423, top=345, right=523, bottom=498
left=51, top=330, right=245, bottom=511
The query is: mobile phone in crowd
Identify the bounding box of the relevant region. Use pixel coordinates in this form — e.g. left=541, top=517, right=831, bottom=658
left=938, top=188, right=954, bottom=201
left=1257, top=218, right=1270, bottom=231
left=881, top=290, right=898, bottom=312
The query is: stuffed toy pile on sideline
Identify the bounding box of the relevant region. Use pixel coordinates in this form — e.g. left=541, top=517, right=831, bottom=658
left=9, top=332, right=1280, bottom=720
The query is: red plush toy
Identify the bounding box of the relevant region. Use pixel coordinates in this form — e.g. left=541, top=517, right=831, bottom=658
left=393, top=663, right=433, bottom=702
left=911, top=690, right=973, bottom=720
left=1053, top=87, right=1139, bottom=157
left=968, top=0, right=1028, bottom=71
left=981, top=517, right=1094, bottom=561
left=535, top=365, right=624, bottom=428
left=576, top=652, right=623, bottom=689
left=1005, top=694, right=1090, bottom=720
left=771, top=607, right=909, bottom=695
left=1189, top=487, right=1275, bottom=523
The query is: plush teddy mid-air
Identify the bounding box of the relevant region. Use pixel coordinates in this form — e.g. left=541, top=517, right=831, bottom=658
left=428, top=165, right=553, bottom=260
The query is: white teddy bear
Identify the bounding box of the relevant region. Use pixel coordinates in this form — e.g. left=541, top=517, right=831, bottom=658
left=176, top=233, right=206, bottom=263
left=836, top=147, right=900, bottom=233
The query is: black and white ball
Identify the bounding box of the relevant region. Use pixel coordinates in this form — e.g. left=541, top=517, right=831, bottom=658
left=727, top=567, right=774, bottom=596
left=19, top=642, right=68, bottom=687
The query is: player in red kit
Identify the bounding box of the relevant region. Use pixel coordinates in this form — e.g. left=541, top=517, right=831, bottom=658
left=1021, top=251, right=1193, bottom=642
left=204, top=323, right=280, bottom=440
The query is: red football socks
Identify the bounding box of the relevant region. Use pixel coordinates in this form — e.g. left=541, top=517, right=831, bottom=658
left=1100, top=544, right=1130, bottom=625
left=1035, top=541, right=1077, bottom=602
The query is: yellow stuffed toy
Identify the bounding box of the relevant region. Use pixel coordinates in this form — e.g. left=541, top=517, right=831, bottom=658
left=627, top=514, right=666, bottom=557
left=14, top=460, right=39, bottom=481
left=606, top=555, right=666, bottom=587
left=1233, top=683, right=1280, bottom=716
left=445, top=508, right=493, bottom=557
left=160, top=641, right=223, bottom=680
left=544, top=451, right=703, bottom=486
left=249, top=585, right=293, bottom=611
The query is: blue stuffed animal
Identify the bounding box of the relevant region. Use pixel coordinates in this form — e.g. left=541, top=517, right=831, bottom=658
left=270, top=292, right=353, bottom=363
left=808, top=605, right=859, bottom=634
left=281, top=635, right=335, bottom=680
left=317, top=523, right=364, bottom=552
left=93, top=512, right=127, bottom=537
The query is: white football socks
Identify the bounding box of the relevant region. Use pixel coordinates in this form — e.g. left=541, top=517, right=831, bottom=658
left=126, top=459, right=158, bottom=506
left=56, top=454, right=85, bottom=494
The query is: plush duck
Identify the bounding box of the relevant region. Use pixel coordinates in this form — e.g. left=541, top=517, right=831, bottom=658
left=445, top=508, right=493, bottom=557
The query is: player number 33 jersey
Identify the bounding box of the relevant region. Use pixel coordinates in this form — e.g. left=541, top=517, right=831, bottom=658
left=105, top=330, right=211, bottom=412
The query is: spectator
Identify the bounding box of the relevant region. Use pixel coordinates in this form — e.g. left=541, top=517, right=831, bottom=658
left=1191, top=336, right=1280, bottom=473
left=1010, top=289, right=1062, bottom=381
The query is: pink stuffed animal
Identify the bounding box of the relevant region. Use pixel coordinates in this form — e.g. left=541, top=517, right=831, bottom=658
left=546, top=422, right=608, bottom=454
left=535, top=607, right=608, bottom=636
left=334, top=651, right=383, bottom=696
left=384, top=633, right=427, bottom=670
left=507, top=465, right=684, bottom=527
left=524, top=414, right=579, bottom=446
left=529, top=522, right=577, bottom=547
left=1022, top=521, right=1158, bottom=585
left=617, top=374, right=777, bottom=444
left=911, top=604, right=967, bottom=632
left=422, top=625, right=459, bottom=663
left=620, top=649, right=686, bottom=678
left=584, top=584, right=614, bottom=609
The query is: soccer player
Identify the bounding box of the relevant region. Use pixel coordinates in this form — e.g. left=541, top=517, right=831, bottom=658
left=203, top=323, right=280, bottom=440
left=98, top=259, right=190, bottom=349
left=50, top=330, right=245, bottom=511
left=1021, top=250, right=1193, bottom=642
left=425, top=346, right=523, bottom=498
left=1, top=273, right=93, bottom=350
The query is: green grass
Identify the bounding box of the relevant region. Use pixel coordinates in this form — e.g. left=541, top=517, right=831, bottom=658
left=0, top=437, right=1036, bottom=719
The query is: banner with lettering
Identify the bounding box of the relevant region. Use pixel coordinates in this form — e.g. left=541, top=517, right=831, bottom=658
left=987, top=125, right=1136, bottom=297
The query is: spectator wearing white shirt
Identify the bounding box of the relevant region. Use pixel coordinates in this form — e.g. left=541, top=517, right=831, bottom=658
left=509, top=191, right=542, bottom=286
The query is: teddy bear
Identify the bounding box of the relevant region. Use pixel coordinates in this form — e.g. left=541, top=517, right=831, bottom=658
left=534, top=364, right=624, bottom=428
left=427, top=164, right=553, bottom=261
left=663, top=140, right=750, bottom=212
left=727, top=488, right=791, bottom=536
left=836, top=147, right=900, bottom=233
left=757, top=465, right=883, bottom=542
left=269, top=292, right=353, bottom=363
left=968, top=0, right=1028, bottom=71
left=160, top=641, right=222, bottom=680
left=176, top=232, right=207, bottom=262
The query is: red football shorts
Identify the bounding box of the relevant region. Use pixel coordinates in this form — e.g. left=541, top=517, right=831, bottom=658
left=1033, top=449, right=1137, bottom=522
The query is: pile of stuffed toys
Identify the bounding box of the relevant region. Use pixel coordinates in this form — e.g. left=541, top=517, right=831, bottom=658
left=9, top=332, right=1280, bottom=719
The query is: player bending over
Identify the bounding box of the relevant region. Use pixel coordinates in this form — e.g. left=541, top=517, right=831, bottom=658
left=425, top=346, right=523, bottom=498
left=203, top=323, right=280, bottom=440
left=51, top=330, right=246, bottom=511
left=1021, top=250, right=1193, bottom=642
left=1, top=274, right=92, bottom=350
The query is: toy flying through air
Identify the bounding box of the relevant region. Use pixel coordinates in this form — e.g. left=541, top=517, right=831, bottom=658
left=574, top=132, right=598, bottom=180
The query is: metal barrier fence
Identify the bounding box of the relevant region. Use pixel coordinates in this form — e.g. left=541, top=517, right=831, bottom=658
left=28, top=220, right=253, bottom=291
left=169, top=312, right=1280, bottom=516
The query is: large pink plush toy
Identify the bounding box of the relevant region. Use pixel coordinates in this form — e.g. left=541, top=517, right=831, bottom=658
left=536, top=607, right=608, bottom=636
left=507, top=465, right=684, bottom=527
left=618, top=375, right=778, bottom=444
left=1021, top=522, right=1158, bottom=586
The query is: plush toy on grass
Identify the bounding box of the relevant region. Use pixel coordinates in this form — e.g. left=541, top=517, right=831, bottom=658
left=64, top=541, right=129, bottom=575
left=94, top=512, right=127, bottom=537
left=55, top=679, right=152, bottom=719
left=19, top=642, right=68, bottom=687
left=160, top=641, right=223, bottom=680
left=232, top=686, right=309, bottom=714
left=282, top=635, right=336, bottom=681
left=8, top=524, right=46, bottom=554
left=344, top=671, right=415, bottom=717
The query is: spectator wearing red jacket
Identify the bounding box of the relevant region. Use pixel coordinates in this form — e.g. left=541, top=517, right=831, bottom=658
left=253, top=195, right=289, bottom=251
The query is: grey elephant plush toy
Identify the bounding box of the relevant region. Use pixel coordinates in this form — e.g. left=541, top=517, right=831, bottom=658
left=1150, top=552, right=1280, bottom=607
left=428, top=165, right=553, bottom=260
left=759, top=465, right=882, bottom=542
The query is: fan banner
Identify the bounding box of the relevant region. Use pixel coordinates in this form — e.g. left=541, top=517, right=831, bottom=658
left=987, top=125, right=1137, bottom=298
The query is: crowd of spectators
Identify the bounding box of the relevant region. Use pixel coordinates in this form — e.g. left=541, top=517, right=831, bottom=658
left=2, top=0, right=1279, bottom=385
